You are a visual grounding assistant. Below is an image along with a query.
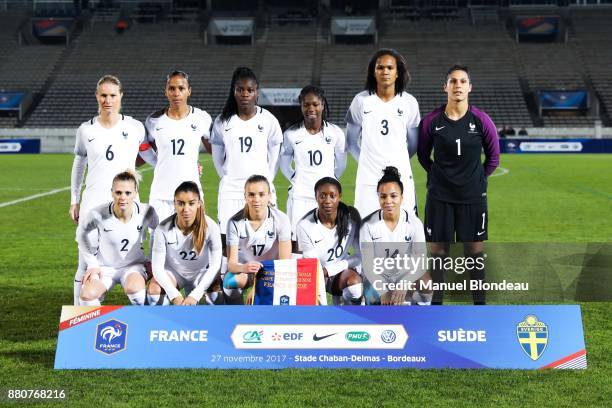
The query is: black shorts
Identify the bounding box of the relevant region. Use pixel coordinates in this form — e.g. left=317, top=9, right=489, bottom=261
left=424, top=196, right=488, bottom=243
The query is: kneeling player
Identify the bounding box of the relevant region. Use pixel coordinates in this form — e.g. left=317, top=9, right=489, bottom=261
left=296, top=177, right=362, bottom=305
left=223, top=175, right=292, bottom=305
left=360, top=166, right=429, bottom=305
left=77, top=170, right=158, bottom=306
left=147, top=182, right=222, bottom=305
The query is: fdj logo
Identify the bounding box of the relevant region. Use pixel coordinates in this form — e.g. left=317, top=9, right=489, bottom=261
left=243, top=330, right=263, bottom=344
left=95, top=319, right=127, bottom=355
left=345, top=331, right=370, bottom=342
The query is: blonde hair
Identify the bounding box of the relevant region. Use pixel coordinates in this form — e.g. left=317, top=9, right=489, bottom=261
left=112, top=169, right=140, bottom=191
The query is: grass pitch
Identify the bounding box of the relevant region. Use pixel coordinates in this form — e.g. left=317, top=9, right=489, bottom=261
left=0, top=153, right=610, bottom=407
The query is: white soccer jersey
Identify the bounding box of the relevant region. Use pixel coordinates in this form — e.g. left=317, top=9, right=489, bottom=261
left=73, top=115, right=145, bottom=211
left=282, top=122, right=346, bottom=200
left=211, top=107, right=283, bottom=199
left=152, top=214, right=222, bottom=301
left=296, top=208, right=361, bottom=277
left=77, top=201, right=158, bottom=270
left=145, top=106, right=212, bottom=201
left=359, top=208, right=426, bottom=277
left=226, top=207, right=291, bottom=263
left=346, top=91, right=420, bottom=185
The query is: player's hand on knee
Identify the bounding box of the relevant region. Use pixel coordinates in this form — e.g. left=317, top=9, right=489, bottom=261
left=389, top=290, right=408, bottom=305
left=245, top=261, right=263, bottom=274
left=171, top=295, right=185, bottom=305
left=83, top=267, right=101, bottom=284
left=183, top=296, right=198, bottom=306
left=69, top=204, right=80, bottom=224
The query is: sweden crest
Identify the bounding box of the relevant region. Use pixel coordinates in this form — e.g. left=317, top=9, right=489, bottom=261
left=516, top=315, right=548, bottom=361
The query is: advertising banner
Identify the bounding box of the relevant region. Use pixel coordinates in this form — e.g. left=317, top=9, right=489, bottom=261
left=55, top=305, right=586, bottom=370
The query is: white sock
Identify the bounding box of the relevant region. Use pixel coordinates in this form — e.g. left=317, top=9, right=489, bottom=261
left=205, top=291, right=224, bottom=305
left=127, top=289, right=146, bottom=305
left=412, top=291, right=432, bottom=306
left=342, top=283, right=363, bottom=305
left=223, top=287, right=243, bottom=305
left=291, top=253, right=303, bottom=259
left=147, top=293, right=170, bottom=305
left=79, top=298, right=100, bottom=306
left=332, top=295, right=342, bottom=305
left=220, top=256, right=228, bottom=278
left=74, top=279, right=82, bottom=306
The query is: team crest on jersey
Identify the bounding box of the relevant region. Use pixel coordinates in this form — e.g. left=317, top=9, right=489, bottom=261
left=267, top=230, right=275, bottom=238
left=404, top=235, right=412, bottom=242
left=516, top=315, right=548, bottom=361
left=397, top=108, right=403, bottom=116
left=95, top=319, right=127, bottom=355
left=137, top=225, right=142, bottom=232
left=325, top=136, right=332, bottom=144
left=468, top=122, right=478, bottom=134
left=258, top=124, right=264, bottom=132
left=191, top=124, right=197, bottom=131
left=280, top=295, right=290, bottom=305
left=122, top=131, right=128, bottom=139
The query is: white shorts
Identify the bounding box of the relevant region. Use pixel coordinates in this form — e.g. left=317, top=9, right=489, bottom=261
left=149, top=199, right=175, bottom=223
left=354, top=176, right=417, bottom=219
left=217, top=197, right=246, bottom=235
left=287, top=196, right=317, bottom=241
left=164, top=269, right=208, bottom=296
left=94, top=264, right=147, bottom=291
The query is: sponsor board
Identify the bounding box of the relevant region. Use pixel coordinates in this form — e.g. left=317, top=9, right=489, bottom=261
left=55, top=306, right=586, bottom=369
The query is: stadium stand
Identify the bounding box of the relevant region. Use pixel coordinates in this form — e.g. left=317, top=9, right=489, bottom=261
left=0, top=2, right=610, bottom=129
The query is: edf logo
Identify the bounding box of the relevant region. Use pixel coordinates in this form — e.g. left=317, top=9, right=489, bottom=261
left=95, top=319, right=127, bottom=355
left=283, top=332, right=303, bottom=340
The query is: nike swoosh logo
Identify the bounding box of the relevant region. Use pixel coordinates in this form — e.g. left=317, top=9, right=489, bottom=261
left=167, top=241, right=177, bottom=244
left=363, top=110, right=372, bottom=114
left=314, top=239, right=323, bottom=243
left=435, top=126, right=445, bottom=131
left=239, top=236, right=247, bottom=239
left=103, top=228, right=113, bottom=232
left=155, top=127, right=163, bottom=131
left=295, top=141, right=303, bottom=144
left=225, top=128, right=232, bottom=132
left=88, top=138, right=95, bottom=142
left=477, top=231, right=486, bottom=236
left=313, top=333, right=336, bottom=341
left=372, top=237, right=381, bottom=241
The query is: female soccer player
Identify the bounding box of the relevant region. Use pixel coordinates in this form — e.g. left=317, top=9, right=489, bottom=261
left=69, top=74, right=147, bottom=305
left=345, top=48, right=421, bottom=217
left=77, top=170, right=158, bottom=306
left=417, top=64, right=500, bottom=305
left=296, top=177, right=362, bottom=305
left=280, top=85, right=347, bottom=250
left=223, top=175, right=291, bottom=305
left=210, top=67, right=283, bottom=245
left=360, top=166, right=428, bottom=305
left=147, top=181, right=223, bottom=306
left=143, top=70, right=213, bottom=221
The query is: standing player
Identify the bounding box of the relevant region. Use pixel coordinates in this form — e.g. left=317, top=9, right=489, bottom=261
left=70, top=74, right=147, bottom=305
left=77, top=171, right=158, bottom=306
left=345, top=48, right=421, bottom=217
left=147, top=181, right=223, bottom=305
left=360, top=167, right=429, bottom=305
left=143, top=70, right=212, bottom=221
left=223, top=175, right=291, bottom=305
left=280, top=85, right=347, bottom=251
left=210, top=67, right=283, bottom=249
left=296, top=177, right=362, bottom=305
left=417, top=64, right=500, bottom=305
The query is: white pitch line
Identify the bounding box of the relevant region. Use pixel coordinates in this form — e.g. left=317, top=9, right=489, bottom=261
left=490, top=166, right=509, bottom=178
left=0, top=166, right=154, bottom=209
left=0, top=186, right=71, bottom=208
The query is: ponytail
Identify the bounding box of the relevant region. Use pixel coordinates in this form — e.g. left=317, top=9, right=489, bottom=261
left=336, top=202, right=360, bottom=243
left=192, top=202, right=207, bottom=254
